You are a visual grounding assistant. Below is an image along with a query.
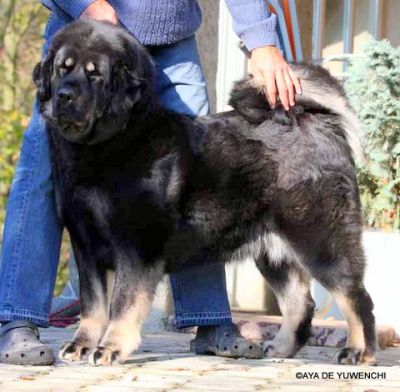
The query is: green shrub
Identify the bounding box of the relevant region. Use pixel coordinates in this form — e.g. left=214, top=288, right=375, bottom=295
left=345, top=39, right=400, bottom=230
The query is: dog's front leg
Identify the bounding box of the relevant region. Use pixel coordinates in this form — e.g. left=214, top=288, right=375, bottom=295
left=89, top=257, right=165, bottom=366
left=59, top=243, right=109, bottom=361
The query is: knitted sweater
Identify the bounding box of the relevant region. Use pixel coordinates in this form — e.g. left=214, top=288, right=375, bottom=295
left=40, top=0, right=277, bottom=50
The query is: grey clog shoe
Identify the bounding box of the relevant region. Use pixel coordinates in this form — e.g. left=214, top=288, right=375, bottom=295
left=190, top=323, right=263, bottom=359
left=0, top=320, right=55, bottom=365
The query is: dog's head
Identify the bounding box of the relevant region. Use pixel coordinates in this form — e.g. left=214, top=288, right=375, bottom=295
left=33, top=20, right=154, bottom=144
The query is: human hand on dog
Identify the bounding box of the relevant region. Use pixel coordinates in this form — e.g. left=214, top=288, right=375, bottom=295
left=80, top=0, right=118, bottom=24
left=250, top=46, right=302, bottom=111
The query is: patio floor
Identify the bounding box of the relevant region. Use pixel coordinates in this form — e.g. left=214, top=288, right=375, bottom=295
left=0, top=323, right=399, bottom=392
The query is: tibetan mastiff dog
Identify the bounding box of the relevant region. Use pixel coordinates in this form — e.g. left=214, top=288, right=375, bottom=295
left=33, top=20, right=376, bottom=366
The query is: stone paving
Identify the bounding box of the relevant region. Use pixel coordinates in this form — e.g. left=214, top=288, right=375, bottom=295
left=0, top=326, right=399, bottom=391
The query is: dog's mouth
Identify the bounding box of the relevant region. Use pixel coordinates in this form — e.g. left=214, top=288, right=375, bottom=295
left=52, top=112, right=94, bottom=143
left=57, top=114, right=87, bottom=133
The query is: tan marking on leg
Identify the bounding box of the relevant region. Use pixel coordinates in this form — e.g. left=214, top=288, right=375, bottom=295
left=104, top=287, right=151, bottom=350
left=264, top=272, right=310, bottom=358
left=89, top=264, right=164, bottom=366
left=59, top=280, right=108, bottom=361
left=77, top=309, right=108, bottom=344
left=334, top=292, right=365, bottom=352
left=59, top=308, right=108, bottom=362
left=88, top=289, right=151, bottom=365
left=78, top=278, right=109, bottom=343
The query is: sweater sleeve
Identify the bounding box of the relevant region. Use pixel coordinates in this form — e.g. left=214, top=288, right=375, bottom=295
left=225, top=0, right=277, bottom=51
left=51, top=0, right=96, bottom=19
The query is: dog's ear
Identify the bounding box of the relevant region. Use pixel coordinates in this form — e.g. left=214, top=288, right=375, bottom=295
left=33, top=49, right=55, bottom=102
left=109, top=63, right=145, bottom=114
left=108, top=42, right=155, bottom=117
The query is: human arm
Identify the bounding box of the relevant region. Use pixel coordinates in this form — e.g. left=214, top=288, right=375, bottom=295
left=225, top=0, right=301, bottom=110
left=51, top=0, right=118, bottom=23
left=250, top=45, right=301, bottom=110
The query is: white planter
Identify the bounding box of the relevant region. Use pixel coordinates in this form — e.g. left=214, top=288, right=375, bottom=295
left=313, top=230, right=400, bottom=331
left=364, top=230, right=400, bottom=330
left=226, top=260, right=267, bottom=311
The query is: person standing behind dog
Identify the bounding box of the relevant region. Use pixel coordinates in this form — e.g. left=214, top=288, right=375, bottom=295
left=0, top=0, right=300, bottom=365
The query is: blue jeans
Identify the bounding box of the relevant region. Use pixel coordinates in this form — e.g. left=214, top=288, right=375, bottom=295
left=0, top=14, right=231, bottom=328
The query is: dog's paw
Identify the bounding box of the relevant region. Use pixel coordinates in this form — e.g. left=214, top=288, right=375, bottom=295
left=333, top=347, right=377, bottom=365
left=59, top=341, right=91, bottom=362
left=88, top=346, right=122, bottom=366
left=263, top=339, right=297, bottom=358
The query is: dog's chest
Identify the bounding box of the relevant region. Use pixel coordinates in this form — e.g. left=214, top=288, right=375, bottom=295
left=60, top=148, right=183, bottom=231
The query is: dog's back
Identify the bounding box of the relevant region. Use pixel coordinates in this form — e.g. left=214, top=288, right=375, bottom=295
left=186, top=64, right=362, bottom=238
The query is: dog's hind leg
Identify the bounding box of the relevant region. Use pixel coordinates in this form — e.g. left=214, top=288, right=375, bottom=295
left=255, top=256, right=315, bottom=358
left=59, top=244, right=109, bottom=362
left=89, top=259, right=165, bottom=366
left=309, top=246, right=376, bottom=365
left=331, top=287, right=376, bottom=365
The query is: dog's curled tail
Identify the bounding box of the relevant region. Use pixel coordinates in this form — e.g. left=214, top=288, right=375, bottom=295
left=229, top=63, right=364, bottom=163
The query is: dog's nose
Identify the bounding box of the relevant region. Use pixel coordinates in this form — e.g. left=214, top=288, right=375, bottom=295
left=57, top=87, right=76, bottom=104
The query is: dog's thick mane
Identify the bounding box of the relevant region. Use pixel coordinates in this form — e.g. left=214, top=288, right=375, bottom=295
left=229, top=64, right=363, bottom=163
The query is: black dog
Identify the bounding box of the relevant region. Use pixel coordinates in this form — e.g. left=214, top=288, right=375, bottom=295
left=33, top=20, right=376, bottom=366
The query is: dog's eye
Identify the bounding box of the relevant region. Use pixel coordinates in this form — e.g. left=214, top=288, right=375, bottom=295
left=58, top=57, right=74, bottom=77
left=85, top=62, right=102, bottom=79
